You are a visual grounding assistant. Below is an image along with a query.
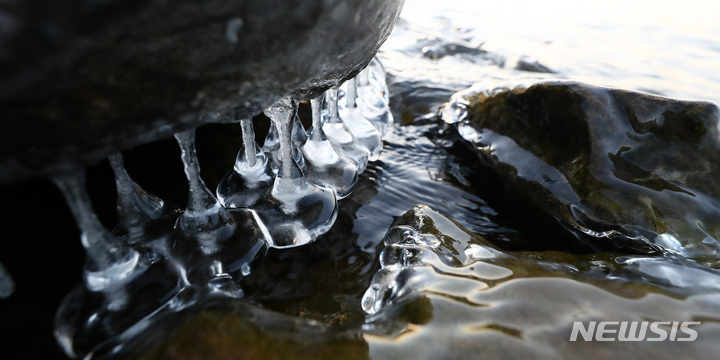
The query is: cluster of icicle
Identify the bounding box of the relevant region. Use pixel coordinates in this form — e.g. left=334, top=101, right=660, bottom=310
left=47, top=58, right=392, bottom=359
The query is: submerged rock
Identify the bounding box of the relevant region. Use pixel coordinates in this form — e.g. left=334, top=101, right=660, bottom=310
left=139, top=303, right=370, bottom=360
left=441, top=81, right=720, bottom=262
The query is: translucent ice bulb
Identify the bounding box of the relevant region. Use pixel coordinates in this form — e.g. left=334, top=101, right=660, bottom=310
left=257, top=96, right=338, bottom=248
left=174, top=129, right=237, bottom=251
left=217, top=117, right=274, bottom=209
left=173, top=129, right=268, bottom=290
left=322, top=87, right=370, bottom=173
left=53, top=171, right=144, bottom=300
left=302, top=94, right=359, bottom=199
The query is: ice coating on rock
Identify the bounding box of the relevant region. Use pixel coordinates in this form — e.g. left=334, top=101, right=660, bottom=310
left=257, top=97, right=338, bottom=248
left=339, top=78, right=383, bottom=161
left=302, top=95, right=359, bottom=199
left=109, top=153, right=176, bottom=246
left=217, top=118, right=274, bottom=209
left=0, top=261, right=15, bottom=299
left=322, top=87, right=370, bottom=172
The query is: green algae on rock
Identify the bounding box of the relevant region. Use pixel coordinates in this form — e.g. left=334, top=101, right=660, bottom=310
left=441, top=81, right=720, bottom=263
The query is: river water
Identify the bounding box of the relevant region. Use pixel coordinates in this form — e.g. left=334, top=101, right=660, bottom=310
left=351, top=1, right=720, bottom=359
left=384, top=0, right=720, bottom=107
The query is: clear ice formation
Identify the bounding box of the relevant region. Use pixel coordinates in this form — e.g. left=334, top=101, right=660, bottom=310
left=53, top=171, right=147, bottom=300
left=302, top=94, right=359, bottom=199
left=52, top=57, right=391, bottom=358
left=263, top=111, right=307, bottom=173
left=356, top=58, right=394, bottom=139
left=0, top=261, right=15, bottom=299
left=322, top=86, right=371, bottom=173
left=217, top=117, right=274, bottom=209
left=173, top=129, right=268, bottom=291
left=108, top=153, right=177, bottom=247
left=338, top=77, right=383, bottom=161
left=53, top=170, right=182, bottom=359
left=254, top=97, right=338, bottom=248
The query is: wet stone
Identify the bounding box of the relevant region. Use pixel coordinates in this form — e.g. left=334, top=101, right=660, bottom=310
left=441, top=81, right=720, bottom=263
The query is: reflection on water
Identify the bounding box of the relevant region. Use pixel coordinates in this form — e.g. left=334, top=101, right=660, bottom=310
left=362, top=205, right=720, bottom=359
left=364, top=1, right=720, bottom=358
left=385, top=0, right=720, bottom=111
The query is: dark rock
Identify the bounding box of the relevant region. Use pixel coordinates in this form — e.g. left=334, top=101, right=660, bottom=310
left=441, top=81, right=720, bottom=262
left=0, top=0, right=405, bottom=184
left=514, top=56, right=554, bottom=73
left=421, top=43, right=486, bottom=60
left=127, top=301, right=371, bottom=360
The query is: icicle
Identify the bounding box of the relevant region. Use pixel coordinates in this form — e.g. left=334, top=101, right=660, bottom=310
left=322, top=87, right=370, bottom=172
left=108, top=153, right=176, bottom=246
left=293, top=111, right=309, bottom=147
left=217, top=117, right=274, bottom=209
left=302, top=94, right=359, bottom=199
left=53, top=171, right=144, bottom=301
left=339, top=78, right=383, bottom=162
left=267, top=98, right=311, bottom=203
left=256, top=97, right=338, bottom=248
left=368, top=57, right=390, bottom=104
left=310, top=96, right=325, bottom=142
left=0, top=261, right=14, bottom=299
left=263, top=113, right=306, bottom=173
left=174, top=129, right=236, bottom=250
left=173, top=129, right=267, bottom=290
left=356, top=57, right=394, bottom=139
left=54, top=166, right=184, bottom=360
left=241, top=118, right=258, bottom=168
left=292, top=112, right=308, bottom=170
